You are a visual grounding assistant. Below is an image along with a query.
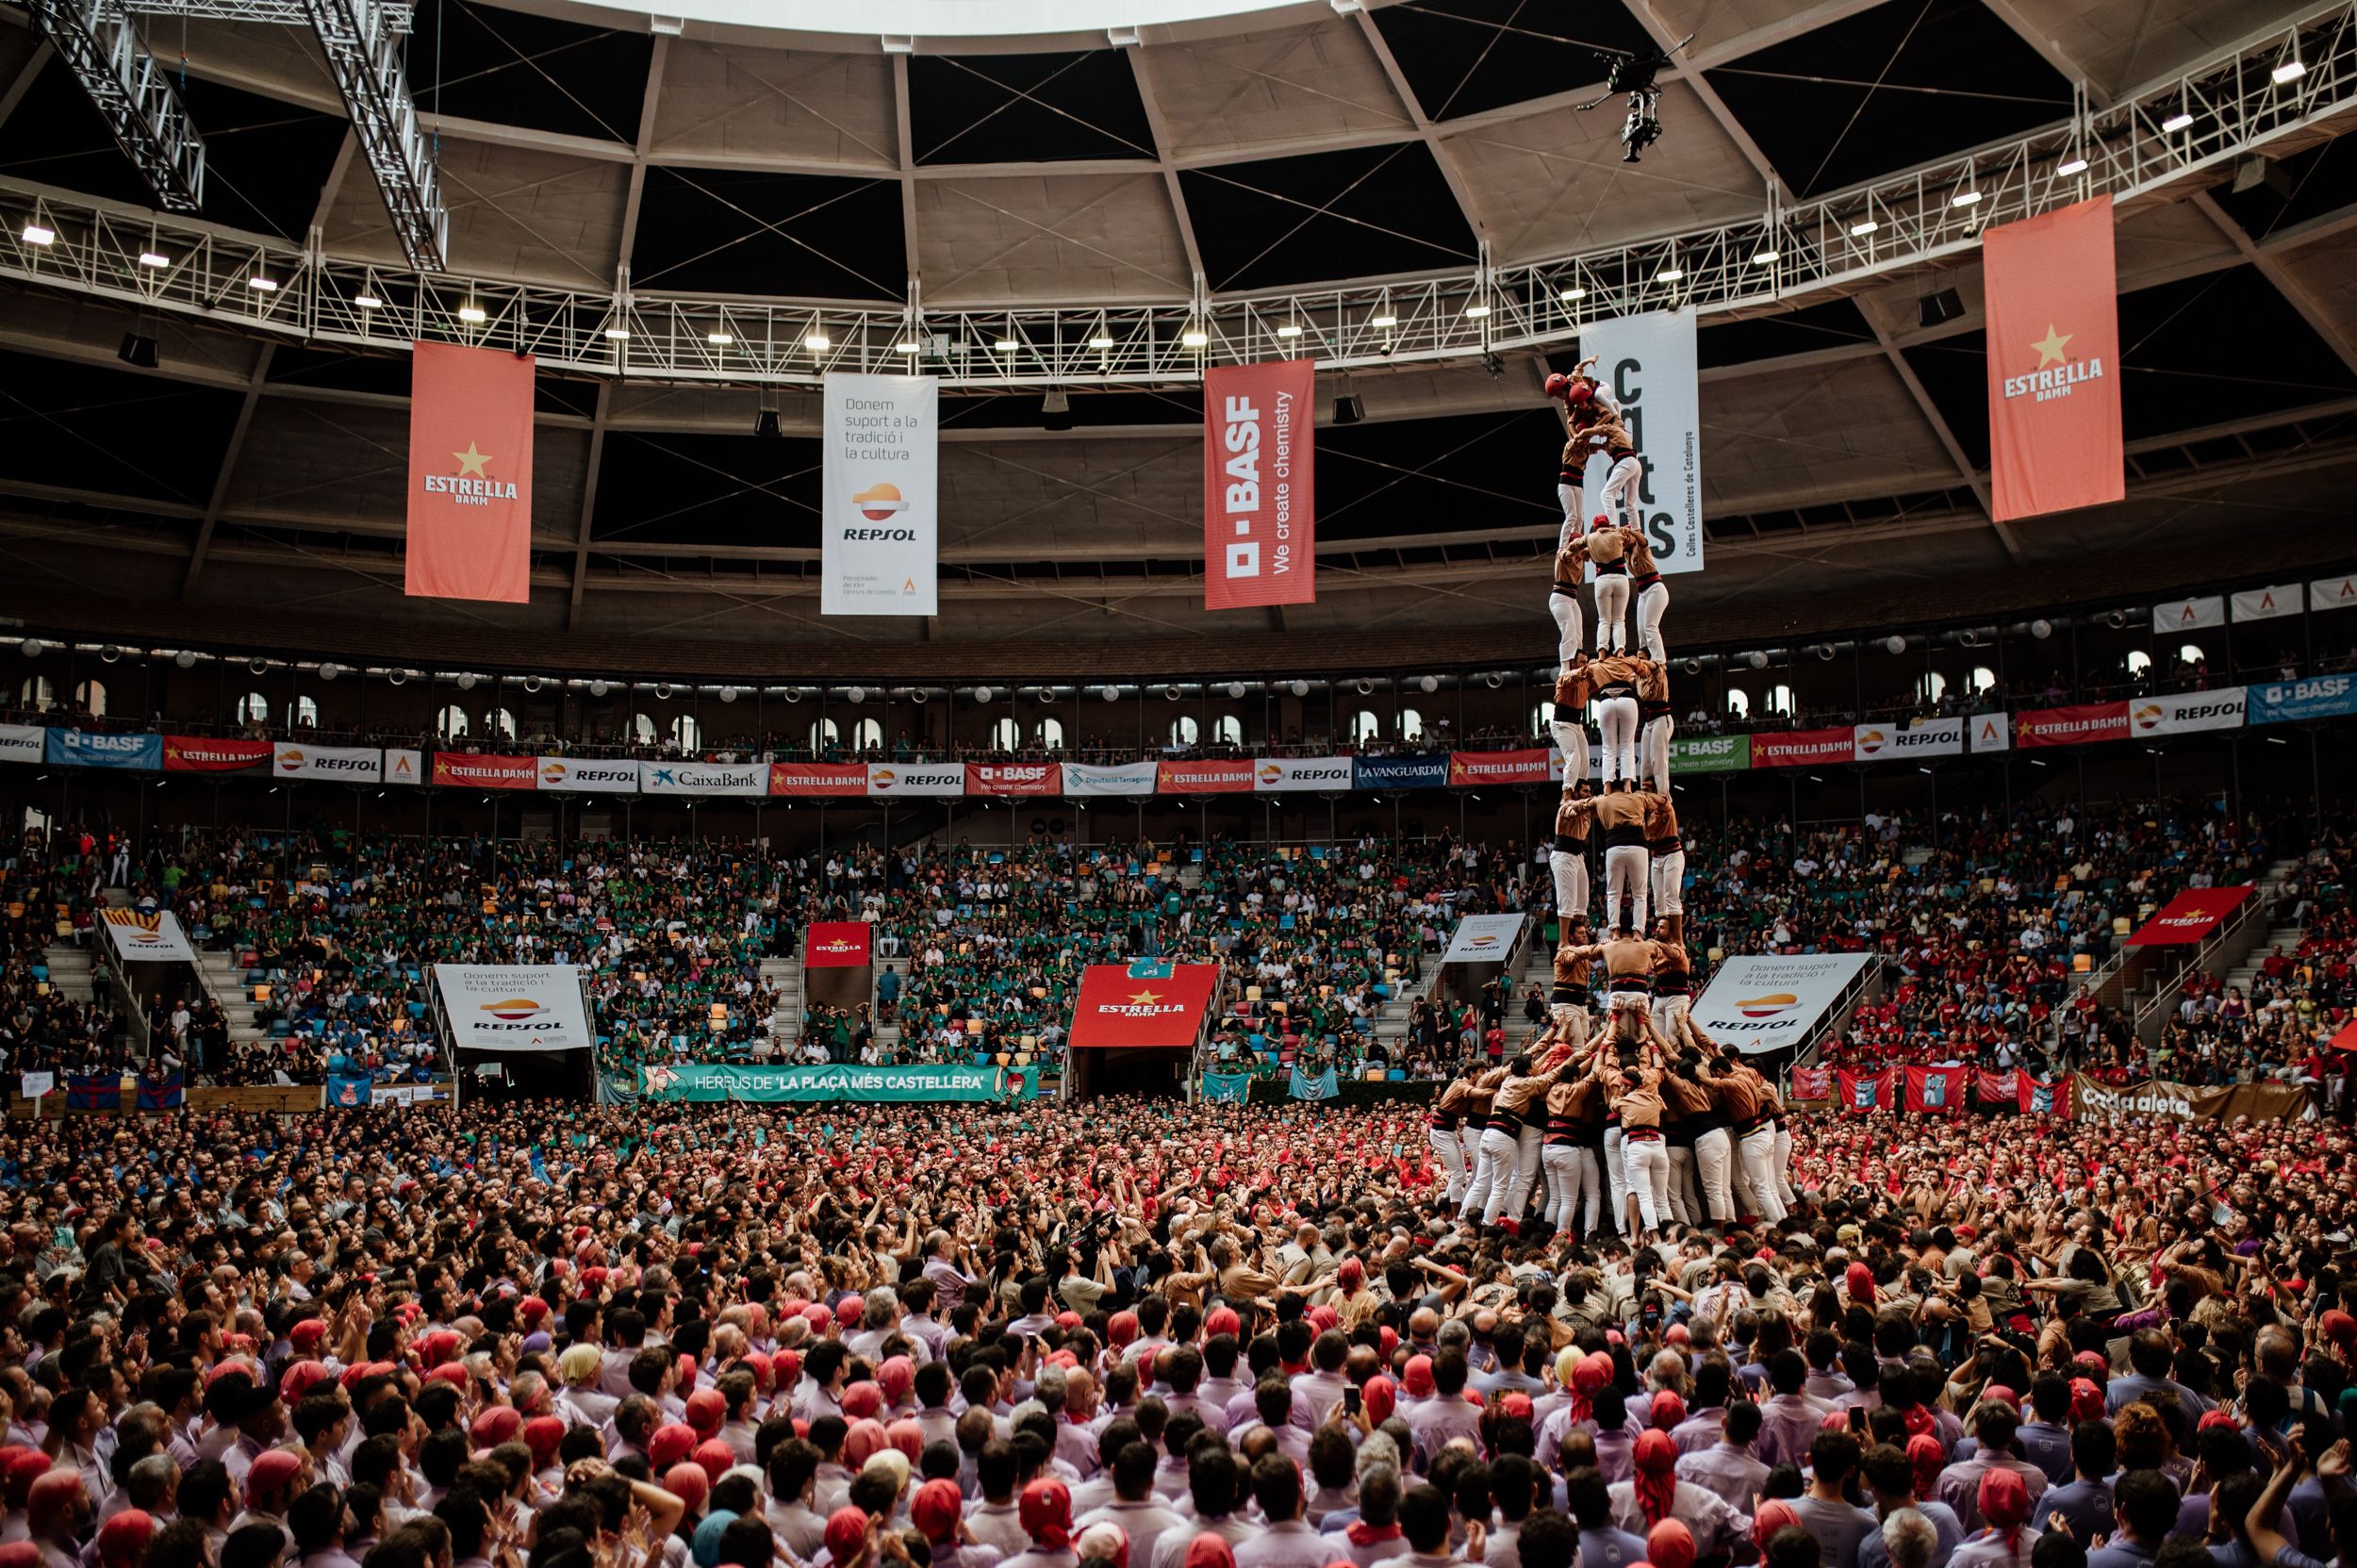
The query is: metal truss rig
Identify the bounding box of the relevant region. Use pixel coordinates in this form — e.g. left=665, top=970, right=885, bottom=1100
left=0, top=0, right=2351, bottom=387
left=21, top=0, right=208, bottom=213
left=20, top=0, right=437, bottom=266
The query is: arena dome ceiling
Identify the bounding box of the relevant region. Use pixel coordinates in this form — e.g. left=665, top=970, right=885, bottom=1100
left=0, top=0, right=2355, bottom=671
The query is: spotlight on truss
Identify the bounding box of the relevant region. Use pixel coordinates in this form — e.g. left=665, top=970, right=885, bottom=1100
left=1576, top=34, right=1692, bottom=163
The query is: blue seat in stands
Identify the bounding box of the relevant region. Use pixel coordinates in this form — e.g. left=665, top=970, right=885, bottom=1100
left=1387, top=1069, right=1407, bottom=1081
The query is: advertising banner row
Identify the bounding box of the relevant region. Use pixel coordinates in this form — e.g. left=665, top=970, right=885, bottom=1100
left=7, top=681, right=2340, bottom=796
left=1793, top=1065, right=2310, bottom=1123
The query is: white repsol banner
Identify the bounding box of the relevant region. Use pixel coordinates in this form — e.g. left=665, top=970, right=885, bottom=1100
left=434, top=964, right=595, bottom=1052
left=1061, top=761, right=1160, bottom=797
left=1578, top=307, right=1703, bottom=575
left=273, top=742, right=382, bottom=782
left=536, top=757, right=638, bottom=792
left=1852, top=717, right=1962, bottom=760
left=1692, top=952, right=1876, bottom=1054
left=639, top=760, right=767, bottom=797
left=1254, top=756, right=1353, bottom=792
left=822, top=372, right=938, bottom=617
left=2132, top=687, right=2245, bottom=736
left=865, top=763, right=964, bottom=798
left=100, top=908, right=198, bottom=963
left=0, top=724, right=41, bottom=764
left=1440, top=913, right=1525, bottom=966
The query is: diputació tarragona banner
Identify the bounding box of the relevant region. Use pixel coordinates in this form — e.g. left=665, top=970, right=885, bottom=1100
left=1204, top=359, right=1314, bottom=610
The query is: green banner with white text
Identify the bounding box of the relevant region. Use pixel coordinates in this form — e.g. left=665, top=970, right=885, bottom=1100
left=1671, top=734, right=1751, bottom=773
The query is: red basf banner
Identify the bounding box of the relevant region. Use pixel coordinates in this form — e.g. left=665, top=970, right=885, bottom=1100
left=432, top=753, right=537, bottom=789
left=1985, top=195, right=2124, bottom=523
left=1904, top=1065, right=1968, bottom=1114
left=1204, top=358, right=1313, bottom=610
left=966, top=763, right=1059, bottom=798
left=406, top=340, right=535, bottom=603
left=2127, top=886, right=2253, bottom=946
left=804, top=922, right=872, bottom=967
left=767, top=763, right=870, bottom=798
left=1754, top=728, right=1855, bottom=767
left=2016, top=701, right=2128, bottom=749
left=162, top=736, right=272, bottom=773
left=1157, top=758, right=1254, bottom=794
left=1068, top=962, right=1222, bottom=1048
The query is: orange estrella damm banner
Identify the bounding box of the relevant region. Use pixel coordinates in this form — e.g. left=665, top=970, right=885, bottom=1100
left=1984, top=195, right=2125, bottom=523
left=406, top=340, right=536, bottom=602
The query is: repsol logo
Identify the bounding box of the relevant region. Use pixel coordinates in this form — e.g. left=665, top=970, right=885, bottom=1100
left=843, top=527, right=916, bottom=541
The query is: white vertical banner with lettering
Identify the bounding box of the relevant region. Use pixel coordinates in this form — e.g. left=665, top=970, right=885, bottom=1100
left=1577, top=307, right=1703, bottom=574
left=821, top=372, right=938, bottom=617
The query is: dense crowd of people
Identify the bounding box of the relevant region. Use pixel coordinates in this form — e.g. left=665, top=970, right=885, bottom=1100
left=2, top=784, right=2347, bottom=1099
left=0, top=1091, right=2348, bottom=1568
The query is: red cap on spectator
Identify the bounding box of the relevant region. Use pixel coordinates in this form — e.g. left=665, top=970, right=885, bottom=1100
left=649, top=1423, right=698, bottom=1472
left=665, top=1462, right=709, bottom=1515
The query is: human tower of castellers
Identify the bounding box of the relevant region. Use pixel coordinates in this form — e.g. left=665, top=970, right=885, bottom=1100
left=1422, top=361, right=1798, bottom=1247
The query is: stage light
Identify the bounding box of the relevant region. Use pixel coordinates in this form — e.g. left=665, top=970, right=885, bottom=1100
left=174, top=651, right=197, bottom=669
left=1181, top=329, right=1208, bottom=348
left=994, top=337, right=1019, bottom=352
left=1558, top=287, right=1587, bottom=301
left=718, top=686, right=737, bottom=702
left=1088, top=334, right=1114, bottom=349
left=20, top=639, right=44, bottom=658
left=2030, top=619, right=2053, bottom=639
left=604, top=325, right=628, bottom=340
left=1462, top=303, right=1492, bottom=318
left=897, top=339, right=921, bottom=353
left=845, top=686, right=866, bottom=703
left=707, top=331, right=733, bottom=345
left=249, top=275, right=279, bottom=290
left=20, top=223, right=53, bottom=246
left=118, top=333, right=158, bottom=369
left=458, top=301, right=487, bottom=323
left=1227, top=682, right=1246, bottom=700
left=139, top=250, right=171, bottom=268
left=1951, top=189, right=1982, bottom=206
left=2273, top=58, right=2307, bottom=84
left=588, top=680, right=609, bottom=698
left=1750, top=250, right=1778, bottom=265
left=356, top=293, right=385, bottom=309
left=1849, top=219, right=1879, bottom=237
left=1369, top=312, right=1398, bottom=327
left=1885, top=635, right=1906, bottom=654
left=972, top=686, right=994, bottom=704
left=1419, top=675, right=1439, bottom=693
left=2161, top=109, right=2194, bottom=132
left=1290, top=680, right=1310, bottom=698
left=318, top=662, right=340, bottom=681
left=2056, top=154, right=2088, bottom=175
left=1275, top=322, right=1302, bottom=338
left=805, top=330, right=831, bottom=350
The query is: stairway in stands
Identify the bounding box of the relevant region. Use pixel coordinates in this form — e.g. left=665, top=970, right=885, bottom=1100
left=192, top=949, right=267, bottom=1051
left=2216, top=903, right=2310, bottom=1012
left=760, top=955, right=804, bottom=1054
